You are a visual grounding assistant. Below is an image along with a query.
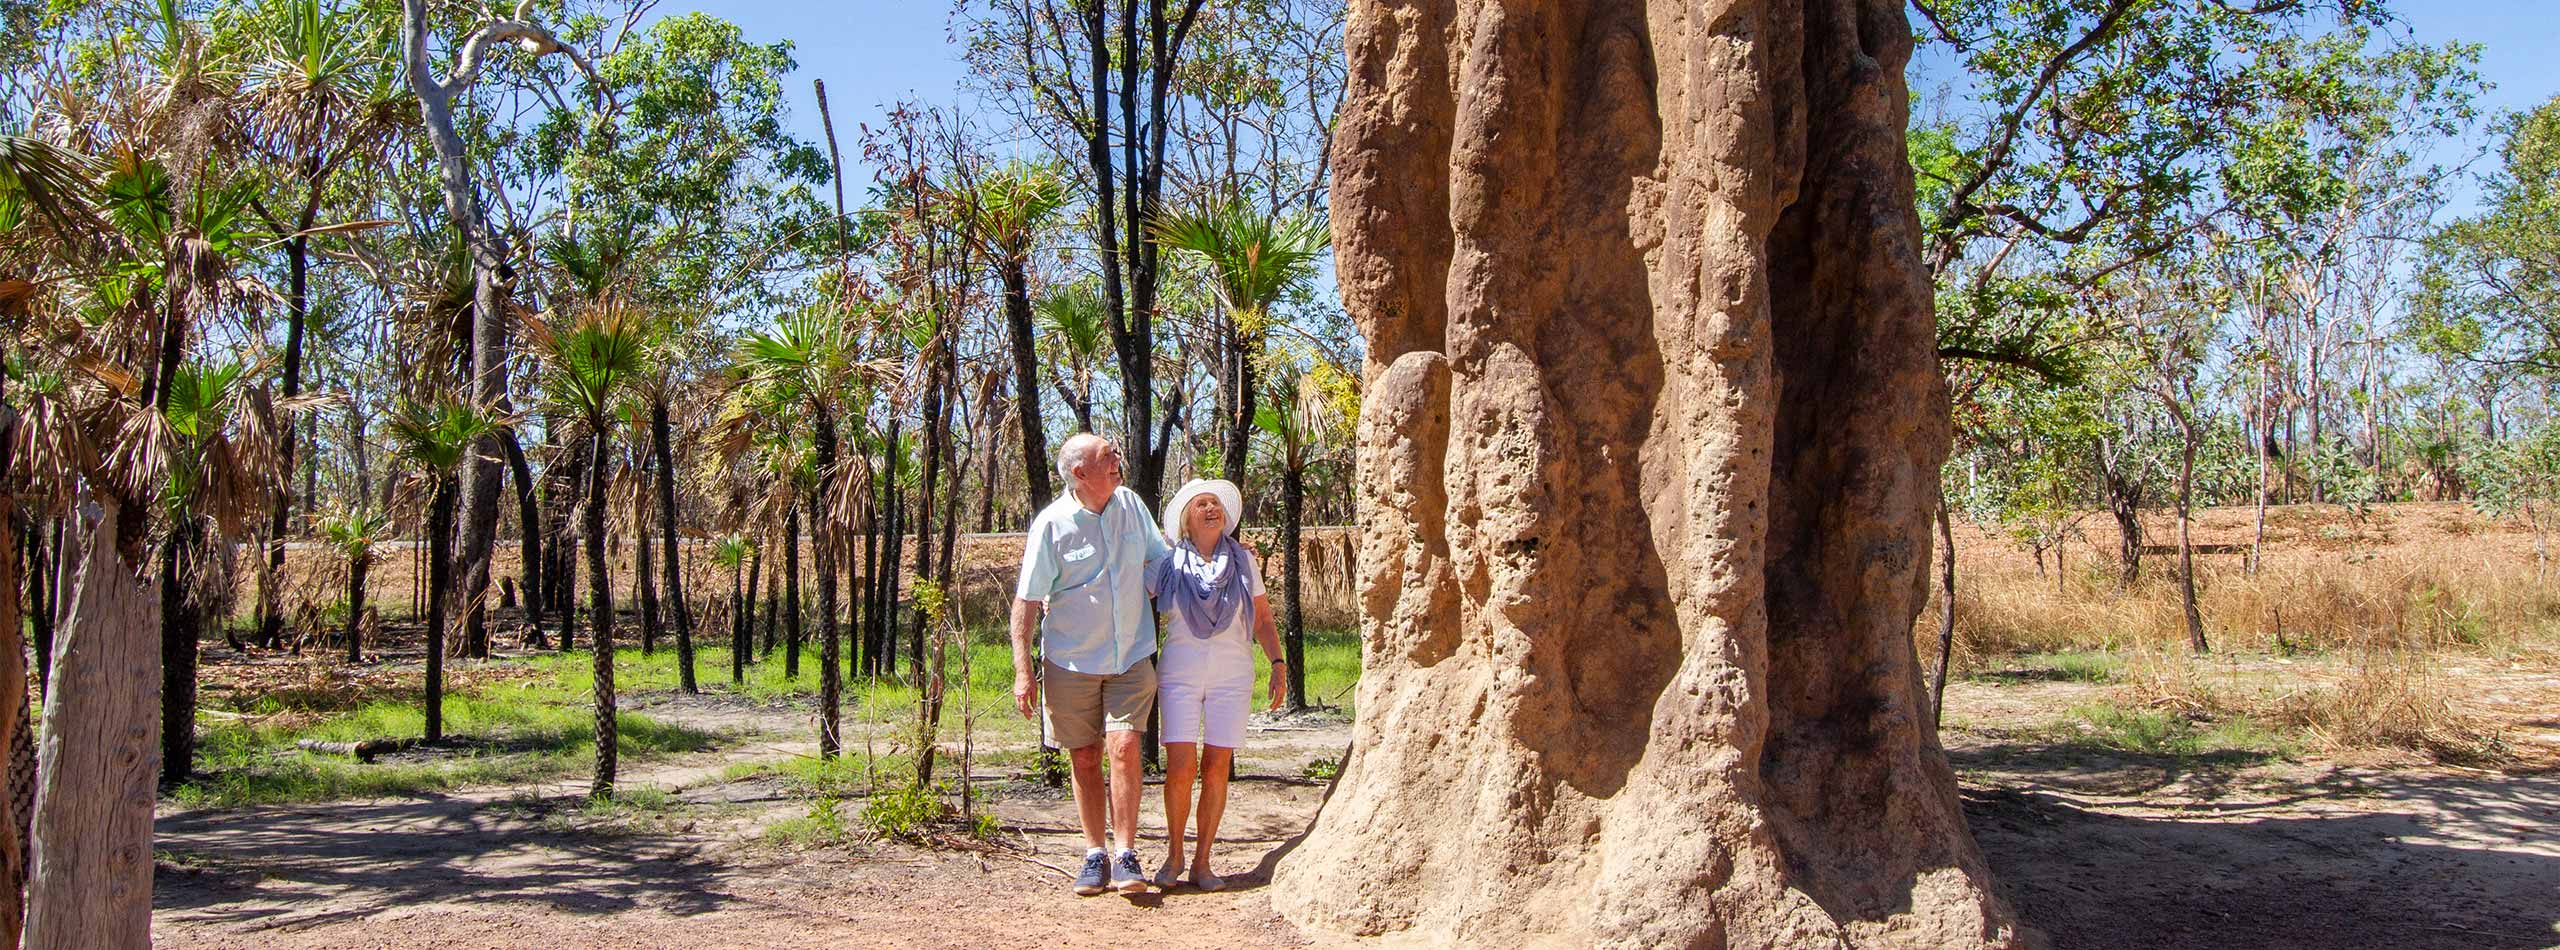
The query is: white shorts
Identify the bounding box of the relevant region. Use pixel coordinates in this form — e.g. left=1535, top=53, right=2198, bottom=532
left=1159, top=680, right=1251, bottom=748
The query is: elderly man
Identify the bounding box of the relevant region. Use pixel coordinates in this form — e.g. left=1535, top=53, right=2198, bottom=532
left=1012, top=433, right=1171, bottom=896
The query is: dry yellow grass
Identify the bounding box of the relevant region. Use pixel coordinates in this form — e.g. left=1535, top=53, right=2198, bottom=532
left=1932, top=502, right=2553, bottom=767
left=1936, top=502, right=2560, bottom=661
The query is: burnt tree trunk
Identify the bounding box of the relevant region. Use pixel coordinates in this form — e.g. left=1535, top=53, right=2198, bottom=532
left=583, top=429, right=618, bottom=798
left=345, top=552, right=370, bottom=664
left=635, top=505, right=661, bottom=656
left=742, top=545, right=761, bottom=667
left=1275, top=1, right=2019, bottom=944
left=157, top=525, right=198, bottom=786
left=783, top=506, right=803, bottom=678
left=729, top=553, right=746, bottom=685
left=424, top=478, right=454, bottom=742
left=502, top=428, right=542, bottom=644
left=651, top=397, right=696, bottom=692
left=1003, top=262, right=1053, bottom=507
left=811, top=410, right=842, bottom=757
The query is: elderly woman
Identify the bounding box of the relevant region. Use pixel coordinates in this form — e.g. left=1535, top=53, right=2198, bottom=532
left=1146, top=478, right=1286, bottom=891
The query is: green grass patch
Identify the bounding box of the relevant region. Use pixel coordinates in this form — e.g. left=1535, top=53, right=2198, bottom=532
left=174, top=651, right=724, bottom=810
left=2049, top=703, right=2296, bottom=759
left=176, top=624, right=1364, bottom=812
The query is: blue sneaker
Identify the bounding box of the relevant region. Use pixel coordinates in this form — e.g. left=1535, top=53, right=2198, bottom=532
left=1111, top=849, right=1150, bottom=895
left=1073, top=850, right=1110, bottom=896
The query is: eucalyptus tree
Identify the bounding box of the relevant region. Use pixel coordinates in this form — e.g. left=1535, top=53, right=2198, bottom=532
left=398, top=0, right=603, bottom=677
left=1153, top=200, right=1327, bottom=491
left=958, top=0, right=1224, bottom=512
left=2413, top=95, right=2560, bottom=378
left=383, top=398, right=499, bottom=742
left=552, top=11, right=830, bottom=691
left=532, top=306, right=647, bottom=799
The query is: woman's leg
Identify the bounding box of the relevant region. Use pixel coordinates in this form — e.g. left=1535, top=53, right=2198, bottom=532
left=1192, top=745, right=1234, bottom=875
left=1162, top=741, right=1198, bottom=875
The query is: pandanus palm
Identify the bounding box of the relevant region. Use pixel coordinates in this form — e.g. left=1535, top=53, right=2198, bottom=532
left=734, top=309, right=856, bottom=758
left=1151, top=202, right=1329, bottom=488
left=3, top=134, right=259, bottom=945
left=712, top=382, right=808, bottom=676
left=318, top=506, right=390, bottom=663
left=530, top=307, right=647, bottom=799
left=157, top=359, right=298, bottom=783
left=384, top=398, right=499, bottom=743
left=1254, top=359, right=1354, bottom=709
left=952, top=161, right=1068, bottom=507
left=1034, top=282, right=1109, bottom=434
left=241, top=0, right=406, bottom=649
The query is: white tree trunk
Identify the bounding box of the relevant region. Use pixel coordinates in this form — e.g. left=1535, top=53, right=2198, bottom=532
left=25, top=502, right=159, bottom=950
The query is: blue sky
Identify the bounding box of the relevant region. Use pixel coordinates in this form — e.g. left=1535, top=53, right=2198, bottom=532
left=659, top=1, right=2560, bottom=207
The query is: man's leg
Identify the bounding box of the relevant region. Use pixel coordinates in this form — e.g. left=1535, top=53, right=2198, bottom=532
left=1042, top=662, right=1114, bottom=895
left=1068, top=742, right=1107, bottom=850
left=1105, top=729, right=1145, bottom=853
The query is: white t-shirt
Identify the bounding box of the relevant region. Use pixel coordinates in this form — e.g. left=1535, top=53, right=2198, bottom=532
left=1156, top=541, right=1267, bottom=688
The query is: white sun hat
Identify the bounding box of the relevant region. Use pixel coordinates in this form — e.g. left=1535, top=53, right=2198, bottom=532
left=1161, top=478, right=1245, bottom=543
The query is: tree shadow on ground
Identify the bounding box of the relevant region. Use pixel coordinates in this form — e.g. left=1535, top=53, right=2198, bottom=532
left=154, top=792, right=737, bottom=932
left=1966, top=759, right=2560, bottom=949
left=1954, top=738, right=2292, bottom=800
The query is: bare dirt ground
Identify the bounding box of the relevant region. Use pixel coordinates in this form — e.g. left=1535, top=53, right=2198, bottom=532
left=150, top=671, right=2560, bottom=949
left=165, top=505, right=2558, bottom=948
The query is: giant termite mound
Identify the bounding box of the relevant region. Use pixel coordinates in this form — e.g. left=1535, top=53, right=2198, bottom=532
left=1272, top=0, right=2024, bottom=946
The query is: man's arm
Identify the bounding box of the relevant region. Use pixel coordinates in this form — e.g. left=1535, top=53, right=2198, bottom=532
left=1012, top=522, right=1054, bottom=722
left=1011, top=597, right=1043, bottom=720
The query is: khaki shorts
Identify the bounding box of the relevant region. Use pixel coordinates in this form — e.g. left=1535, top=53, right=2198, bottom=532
left=1043, top=657, right=1157, bottom=751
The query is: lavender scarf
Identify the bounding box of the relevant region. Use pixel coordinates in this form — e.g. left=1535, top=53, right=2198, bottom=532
left=1154, top=534, right=1248, bottom=638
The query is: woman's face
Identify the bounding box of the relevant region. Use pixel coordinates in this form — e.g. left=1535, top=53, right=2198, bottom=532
left=1184, top=492, right=1226, bottom=537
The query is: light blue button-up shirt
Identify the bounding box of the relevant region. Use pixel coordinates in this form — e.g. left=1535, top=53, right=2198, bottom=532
left=1015, top=486, right=1171, bottom=675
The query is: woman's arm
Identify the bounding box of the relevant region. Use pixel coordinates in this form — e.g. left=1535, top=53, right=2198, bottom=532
left=1144, top=538, right=1172, bottom=598
left=1252, top=593, right=1286, bottom=710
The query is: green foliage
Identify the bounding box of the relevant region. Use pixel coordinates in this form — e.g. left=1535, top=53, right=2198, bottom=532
left=534, top=307, right=649, bottom=425
left=173, top=685, right=718, bottom=810
left=318, top=505, right=390, bottom=565
left=383, top=398, right=499, bottom=475
left=858, top=782, right=950, bottom=841
left=766, top=796, right=854, bottom=848
left=1035, top=282, right=1111, bottom=365
left=2463, top=427, right=2560, bottom=531
left=1150, top=200, right=1327, bottom=331
left=2413, top=95, right=2560, bottom=373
